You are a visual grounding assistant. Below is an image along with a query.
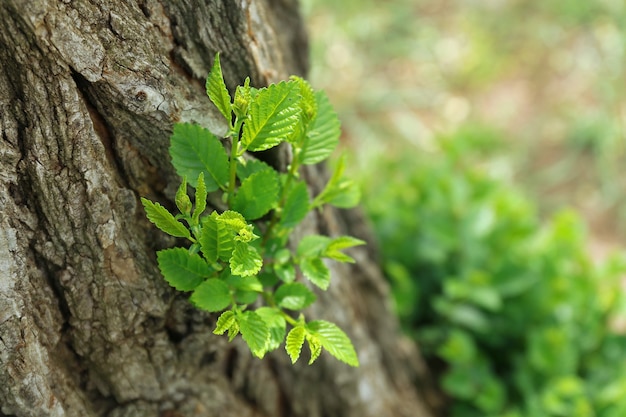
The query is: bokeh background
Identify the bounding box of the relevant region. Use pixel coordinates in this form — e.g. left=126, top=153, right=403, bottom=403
left=303, top=0, right=626, bottom=251
left=301, top=1, right=626, bottom=416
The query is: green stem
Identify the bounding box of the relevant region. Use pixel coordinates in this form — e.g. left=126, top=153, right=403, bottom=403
left=227, top=117, right=245, bottom=206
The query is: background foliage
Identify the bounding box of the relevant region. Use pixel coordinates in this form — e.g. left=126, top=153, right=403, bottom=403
left=303, top=0, right=626, bottom=415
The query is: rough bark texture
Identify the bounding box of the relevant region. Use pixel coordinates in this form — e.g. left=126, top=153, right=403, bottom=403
left=0, top=1, right=435, bottom=416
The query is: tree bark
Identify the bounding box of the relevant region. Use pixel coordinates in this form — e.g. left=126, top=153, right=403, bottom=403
left=0, top=1, right=434, bottom=416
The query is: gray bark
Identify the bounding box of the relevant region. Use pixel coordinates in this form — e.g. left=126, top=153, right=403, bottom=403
left=0, top=1, right=435, bottom=416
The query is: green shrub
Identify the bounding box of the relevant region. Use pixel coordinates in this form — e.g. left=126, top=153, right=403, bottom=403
left=362, top=132, right=626, bottom=416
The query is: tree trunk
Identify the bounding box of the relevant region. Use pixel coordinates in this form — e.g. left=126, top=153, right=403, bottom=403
left=0, top=1, right=435, bottom=416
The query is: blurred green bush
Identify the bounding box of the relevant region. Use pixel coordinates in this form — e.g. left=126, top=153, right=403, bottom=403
left=361, top=130, right=626, bottom=417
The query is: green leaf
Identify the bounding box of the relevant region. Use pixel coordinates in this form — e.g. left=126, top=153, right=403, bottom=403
left=230, top=241, right=263, bottom=277
left=300, top=257, right=330, bottom=290
left=205, top=53, right=232, bottom=123
left=156, top=248, right=212, bottom=291
left=190, top=279, right=231, bottom=312
left=169, top=123, right=229, bottom=191
left=324, top=236, right=366, bottom=263
left=142, top=198, right=191, bottom=239
left=233, top=77, right=252, bottom=117
left=306, top=333, right=322, bottom=365
left=286, top=325, right=306, bottom=364
left=275, top=283, right=317, bottom=310
left=312, top=154, right=360, bottom=208
left=214, top=310, right=236, bottom=335
left=225, top=275, right=263, bottom=292
left=217, top=210, right=248, bottom=232
left=199, top=212, right=233, bottom=263
left=236, top=159, right=273, bottom=182
left=307, top=320, right=359, bottom=367
left=239, top=310, right=270, bottom=358
left=297, top=235, right=331, bottom=257
left=300, top=91, right=340, bottom=165
left=279, top=181, right=310, bottom=229
left=290, top=76, right=317, bottom=125
left=192, top=172, right=208, bottom=223
left=232, top=168, right=279, bottom=220
left=255, top=307, right=287, bottom=352
left=175, top=177, right=192, bottom=216
left=275, top=263, right=296, bottom=283
left=241, top=81, right=301, bottom=152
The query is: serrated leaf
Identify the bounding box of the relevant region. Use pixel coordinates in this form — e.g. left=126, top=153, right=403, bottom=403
left=300, top=257, right=330, bottom=290
left=169, top=123, right=229, bottom=191
left=306, top=334, right=322, bottom=365
left=307, top=320, right=359, bottom=367
left=232, top=169, right=279, bottom=220
left=290, top=76, right=317, bottom=125
left=142, top=198, right=191, bottom=239
left=280, top=181, right=310, bottom=229
left=190, top=279, right=231, bottom=312
left=156, top=248, right=212, bottom=291
left=199, top=212, right=233, bottom=263
left=217, top=210, right=248, bottom=232
left=236, top=159, right=273, bottom=182
left=256, top=307, right=286, bottom=352
left=239, top=311, right=270, bottom=358
left=206, top=53, right=232, bottom=122
left=214, top=310, right=236, bottom=335
left=175, top=177, right=192, bottom=216
left=300, top=91, right=340, bottom=165
left=275, top=283, right=317, bottom=310
left=230, top=241, right=263, bottom=277
left=227, top=320, right=240, bottom=342
left=192, top=172, right=208, bottom=223
left=286, top=326, right=306, bottom=364
left=241, top=81, right=301, bottom=152
left=324, top=236, right=366, bottom=263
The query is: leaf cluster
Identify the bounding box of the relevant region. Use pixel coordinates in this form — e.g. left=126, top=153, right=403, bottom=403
left=142, top=54, right=363, bottom=366
left=362, top=135, right=626, bottom=416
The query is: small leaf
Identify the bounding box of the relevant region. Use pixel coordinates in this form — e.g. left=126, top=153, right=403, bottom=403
left=297, top=235, right=331, bottom=257
left=192, top=172, right=208, bottom=223
left=280, top=181, right=310, bottom=229
left=241, top=81, right=301, bottom=152
left=206, top=53, right=232, bottom=123
left=307, top=320, right=359, bottom=367
left=214, top=310, right=236, bottom=335
left=190, top=279, right=231, bottom=312
left=256, top=307, right=287, bottom=352
left=232, top=169, right=279, bottom=220
left=169, top=123, right=229, bottom=191
left=230, top=241, right=263, bottom=277
left=312, top=154, right=360, bottom=209
left=300, top=257, right=330, bottom=290
left=300, top=91, right=340, bottom=165
left=199, top=212, right=233, bottom=263
left=175, top=177, right=192, bottom=216
left=156, top=248, right=212, bottom=291
left=142, top=198, right=191, bottom=239
left=306, top=334, right=322, bottom=365
left=239, top=310, right=270, bottom=358
left=286, top=326, right=306, bottom=364
left=275, top=283, right=317, bottom=310
left=236, top=159, right=273, bottom=182
left=275, top=263, right=296, bottom=283
left=225, top=275, right=263, bottom=292
left=218, top=210, right=249, bottom=232
left=324, top=236, right=366, bottom=263
left=233, top=77, right=252, bottom=117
